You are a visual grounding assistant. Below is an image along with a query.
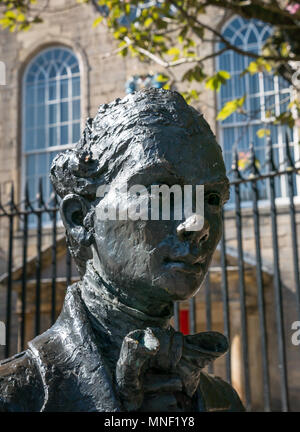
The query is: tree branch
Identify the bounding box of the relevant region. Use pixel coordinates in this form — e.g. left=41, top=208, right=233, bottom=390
left=166, top=0, right=300, bottom=62
left=121, top=37, right=229, bottom=68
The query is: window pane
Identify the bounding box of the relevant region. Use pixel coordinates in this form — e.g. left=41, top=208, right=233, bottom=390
left=223, top=128, right=235, bottom=152
left=60, top=79, right=68, bottom=99
left=249, top=96, right=261, bottom=119
left=49, top=65, right=56, bottom=78
left=233, top=53, right=244, bottom=73
left=60, top=101, right=68, bottom=122
left=61, top=66, right=68, bottom=77
left=61, top=51, right=70, bottom=62
left=67, top=55, right=76, bottom=66
left=49, top=81, right=56, bottom=100
left=25, top=129, right=35, bottom=151
left=280, top=92, right=289, bottom=114
left=263, top=73, right=274, bottom=92
left=36, top=153, right=48, bottom=176
left=236, top=76, right=246, bottom=98
left=25, top=106, right=35, bottom=129
left=72, top=100, right=80, bottom=120
left=71, top=64, right=79, bottom=73
left=265, top=94, right=276, bottom=114
left=278, top=75, right=290, bottom=89
left=26, top=85, right=35, bottom=105
left=72, top=77, right=80, bottom=97
left=37, top=85, right=45, bottom=104
left=36, top=127, right=46, bottom=149
left=248, top=74, right=259, bottom=95
left=37, top=105, right=45, bottom=126
left=247, top=29, right=257, bottom=44
left=49, top=104, right=57, bottom=124
left=49, top=126, right=57, bottom=146
left=26, top=154, right=36, bottom=176
left=72, top=122, right=80, bottom=142
left=61, top=125, right=68, bottom=145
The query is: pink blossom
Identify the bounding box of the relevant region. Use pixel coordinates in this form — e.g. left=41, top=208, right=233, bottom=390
left=286, top=3, right=300, bottom=14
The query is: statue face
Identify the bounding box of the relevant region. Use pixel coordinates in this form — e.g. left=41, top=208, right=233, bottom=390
left=91, top=125, right=229, bottom=310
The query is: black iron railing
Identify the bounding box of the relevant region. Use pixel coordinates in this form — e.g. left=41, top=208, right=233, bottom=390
left=0, top=136, right=299, bottom=411
left=174, top=136, right=299, bottom=412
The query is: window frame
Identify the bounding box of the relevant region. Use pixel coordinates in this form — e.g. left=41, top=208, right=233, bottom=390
left=21, top=46, right=81, bottom=222
left=215, top=16, right=300, bottom=209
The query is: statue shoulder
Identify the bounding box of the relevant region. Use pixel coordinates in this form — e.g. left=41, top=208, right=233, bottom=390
left=0, top=350, right=44, bottom=412
left=196, top=371, right=245, bottom=412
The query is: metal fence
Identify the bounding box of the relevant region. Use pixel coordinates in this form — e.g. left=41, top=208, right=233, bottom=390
left=0, top=136, right=299, bottom=412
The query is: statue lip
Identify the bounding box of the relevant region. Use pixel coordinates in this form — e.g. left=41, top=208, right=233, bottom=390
left=163, top=256, right=205, bottom=274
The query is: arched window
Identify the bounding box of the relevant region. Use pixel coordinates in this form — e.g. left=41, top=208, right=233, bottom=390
left=22, top=46, right=81, bottom=205
left=217, top=17, right=299, bottom=202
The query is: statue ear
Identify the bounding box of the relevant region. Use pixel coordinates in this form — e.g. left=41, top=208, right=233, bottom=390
left=60, top=194, right=94, bottom=247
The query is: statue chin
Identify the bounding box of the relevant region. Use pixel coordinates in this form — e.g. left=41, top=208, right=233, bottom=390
left=151, top=269, right=204, bottom=302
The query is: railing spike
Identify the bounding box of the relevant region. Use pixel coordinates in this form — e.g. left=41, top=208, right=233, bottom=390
left=25, top=180, right=30, bottom=207
left=10, top=182, right=15, bottom=207
left=284, top=132, right=294, bottom=169
left=249, top=141, right=259, bottom=176
left=37, top=177, right=44, bottom=207
left=232, top=146, right=240, bottom=178
left=266, top=136, right=276, bottom=172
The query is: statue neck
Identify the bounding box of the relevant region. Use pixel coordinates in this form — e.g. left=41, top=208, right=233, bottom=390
left=80, top=261, right=172, bottom=367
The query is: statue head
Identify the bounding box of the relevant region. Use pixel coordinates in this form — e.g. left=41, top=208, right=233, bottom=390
left=50, top=88, right=229, bottom=316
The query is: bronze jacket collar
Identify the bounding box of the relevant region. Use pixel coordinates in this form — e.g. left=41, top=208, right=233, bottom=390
left=28, top=283, right=122, bottom=412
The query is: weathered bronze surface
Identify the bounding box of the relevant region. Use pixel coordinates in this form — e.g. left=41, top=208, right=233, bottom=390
left=0, top=89, right=244, bottom=412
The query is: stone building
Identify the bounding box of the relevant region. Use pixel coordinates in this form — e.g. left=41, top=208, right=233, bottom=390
left=0, top=0, right=299, bottom=411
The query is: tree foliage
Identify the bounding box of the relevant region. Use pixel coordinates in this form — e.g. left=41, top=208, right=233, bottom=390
left=1, top=0, right=300, bottom=132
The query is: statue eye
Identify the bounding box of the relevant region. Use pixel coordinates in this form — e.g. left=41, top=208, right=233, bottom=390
left=207, top=193, right=221, bottom=207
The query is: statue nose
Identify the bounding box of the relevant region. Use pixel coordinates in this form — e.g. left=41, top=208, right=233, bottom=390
left=176, top=217, right=210, bottom=245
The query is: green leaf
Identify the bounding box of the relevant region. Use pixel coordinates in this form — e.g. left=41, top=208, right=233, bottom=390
left=189, top=89, right=199, bottom=99
left=93, top=16, right=103, bottom=28
left=218, top=70, right=230, bottom=80
left=156, top=73, right=169, bottom=83
left=217, top=95, right=246, bottom=121
left=182, top=89, right=200, bottom=103
left=5, top=11, right=16, bottom=19
left=205, top=70, right=230, bottom=92
left=167, top=47, right=180, bottom=60
left=256, top=128, right=271, bottom=138
left=153, top=35, right=164, bottom=43
left=182, top=65, right=206, bottom=83
left=167, top=47, right=180, bottom=56
left=274, top=112, right=295, bottom=129
left=144, top=17, right=153, bottom=28
left=125, top=4, right=130, bottom=15
left=280, top=42, right=290, bottom=57
left=241, top=58, right=272, bottom=76
left=16, top=14, right=25, bottom=22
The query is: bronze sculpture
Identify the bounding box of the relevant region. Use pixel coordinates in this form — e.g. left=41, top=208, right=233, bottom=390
left=0, top=89, right=244, bottom=412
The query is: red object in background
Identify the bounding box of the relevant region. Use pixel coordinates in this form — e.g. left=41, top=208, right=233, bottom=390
left=180, top=309, right=190, bottom=335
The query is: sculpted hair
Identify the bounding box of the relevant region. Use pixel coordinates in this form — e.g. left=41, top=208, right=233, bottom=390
left=50, top=88, right=223, bottom=276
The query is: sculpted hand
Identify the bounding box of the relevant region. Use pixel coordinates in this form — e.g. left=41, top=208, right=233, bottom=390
left=116, top=327, right=228, bottom=412
left=115, top=328, right=160, bottom=411
left=116, top=327, right=184, bottom=411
